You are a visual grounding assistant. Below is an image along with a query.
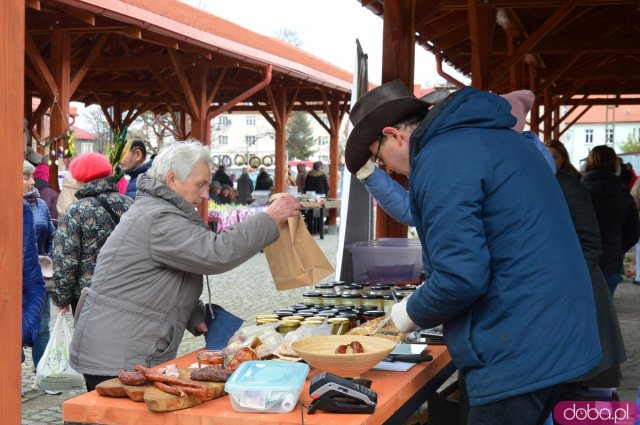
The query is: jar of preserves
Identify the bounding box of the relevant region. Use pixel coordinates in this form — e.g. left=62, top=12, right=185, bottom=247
left=256, top=317, right=280, bottom=326
left=321, top=293, right=340, bottom=307
left=277, top=320, right=301, bottom=334
left=370, top=285, right=392, bottom=297
left=337, top=312, right=359, bottom=330
left=394, top=285, right=417, bottom=299
left=361, top=293, right=383, bottom=311
left=255, top=314, right=278, bottom=325
left=332, top=281, right=346, bottom=294
left=328, top=317, right=349, bottom=335
left=341, top=293, right=362, bottom=307
left=302, top=291, right=323, bottom=306
left=316, top=311, right=336, bottom=320
left=315, top=283, right=335, bottom=295
left=341, top=284, right=364, bottom=296
left=361, top=310, right=386, bottom=324
left=382, top=295, right=396, bottom=315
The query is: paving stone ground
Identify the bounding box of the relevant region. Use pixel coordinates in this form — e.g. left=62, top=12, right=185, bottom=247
left=20, top=233, right=640, bottom=423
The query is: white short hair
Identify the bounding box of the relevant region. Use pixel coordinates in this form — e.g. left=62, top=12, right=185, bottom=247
left=148, top=140, right=213, bottom=182
left=23, top=160, right=35, bottom=176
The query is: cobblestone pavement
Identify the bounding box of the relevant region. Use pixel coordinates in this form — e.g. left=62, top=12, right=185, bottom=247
left=21, top=233, right=640, bottom=423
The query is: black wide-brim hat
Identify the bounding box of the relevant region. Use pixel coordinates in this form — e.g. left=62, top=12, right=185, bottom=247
left=345, top=80, right=430, bottom=173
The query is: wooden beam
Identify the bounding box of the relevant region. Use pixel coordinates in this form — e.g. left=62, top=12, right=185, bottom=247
left=70, top=33, right=109, bottom=95
left=168, top=48, right=199, bottom=120
left=205, top=68, right=227, bottom=110
left=95, top=93, right=118, bottom=130
left=467, top=0, right=493, bottom=89
left=25, top=33, right=59, bottom=98
left=535, top=53, right=583, bottom=95
left=150, top=68, right=188, bottom=110
left=63, top=6, right=95, bottom=27
left=489, top=1, right=577, bottom=87
left=49, top=30, right=71, bottom=191
left=26, top=0, right=40, bottom=10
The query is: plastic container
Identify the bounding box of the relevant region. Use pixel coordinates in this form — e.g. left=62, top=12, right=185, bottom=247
left=225, top=361, right=310, bottom=413
left=346, top=238, right=423, bottom=284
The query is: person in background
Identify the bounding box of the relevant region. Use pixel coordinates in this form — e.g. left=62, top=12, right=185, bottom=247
left=581, top=145, right=640, bottom=296
left=119, top=138, right=151, bottom=199
left=21, top=202, right=46, bottom=370
left=345, top=80, right=601, bottom=425
left=23, top=160, right=56, bottom=389
left=229, top=172, right=236, bottom=185
left=213, top=165, right=233, bottom=187
left=255, top=166, right=274, bottom=191
left=236, top=166, right=254, bottom=205
left=52, top=153, right=133, bottom=316
left=304, top=161, right=329, bottom=195
left=630, top=178, right=640, bottom=286
left=286, top=166, right=296, bottom=187
left=68, top=141, right=299, bottom=391
left=56, top=155, right=82, bottom=217
left=295, top=163, right=307, bottom=194
left=26, top=148, right=59, bottom=222
left=218, top=184, right=236, bottom=205
left=545, top=139, right=582, bottom=177
left=209, top=180, right=222, bottom=204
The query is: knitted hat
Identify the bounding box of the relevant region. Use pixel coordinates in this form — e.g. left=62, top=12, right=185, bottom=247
left=25, top=147, right=43, bottom=165
left=500, top=90, right=535, bottom=133
left=69, top=153, right=112, bottom=183
left=33, top=163, right=50, bottom=182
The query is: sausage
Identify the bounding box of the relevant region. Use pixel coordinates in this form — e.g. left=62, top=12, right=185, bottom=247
left=118, top=370, right=147, bottom=386
left=335, top=344, right=347, bottom=354
left=144, top=373, right=205, bottom=389
left=227, top=347, right=258, bottom=372
left=349, top=341, right=365, bottom=354
left=152, top=381, right=211, bottom=398
left=190, top=366, right=233, bottom=383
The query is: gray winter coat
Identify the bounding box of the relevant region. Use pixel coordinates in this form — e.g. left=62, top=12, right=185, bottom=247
left=70, top=174, right=280, bottom=376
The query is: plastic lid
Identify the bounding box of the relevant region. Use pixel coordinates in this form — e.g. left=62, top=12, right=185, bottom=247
left=225, top=361, right=310, bottom=392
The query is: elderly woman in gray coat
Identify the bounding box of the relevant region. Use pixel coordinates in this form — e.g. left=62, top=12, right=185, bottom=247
left=69, top=141, right=300, bottom=391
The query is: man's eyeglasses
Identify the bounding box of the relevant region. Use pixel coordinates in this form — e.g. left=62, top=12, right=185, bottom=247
left=372, top=134, right=385, bottom=166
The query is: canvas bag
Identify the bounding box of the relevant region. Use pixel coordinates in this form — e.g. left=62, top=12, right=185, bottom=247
left=264, top=214, right=334, bottom=290
left=33, top=312, right=85, bottom=391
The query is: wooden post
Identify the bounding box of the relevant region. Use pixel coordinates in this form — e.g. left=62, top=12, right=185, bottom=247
left=378, top=0, right=415, bottom=238
left=0, top=0, right=25, bottom=422
left=273, top=88, right=287, bottom=194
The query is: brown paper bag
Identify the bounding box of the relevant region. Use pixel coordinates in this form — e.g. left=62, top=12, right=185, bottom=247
left=264, top=215, right=334, bottom=290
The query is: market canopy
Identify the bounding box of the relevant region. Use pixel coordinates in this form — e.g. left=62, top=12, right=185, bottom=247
left=25, top=0, right=353, bottom=194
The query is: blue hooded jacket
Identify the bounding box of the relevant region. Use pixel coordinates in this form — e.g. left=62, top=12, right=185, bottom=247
left=405, top=88, right=602, bottom=406
left=22, top=202, right=46, bottom=351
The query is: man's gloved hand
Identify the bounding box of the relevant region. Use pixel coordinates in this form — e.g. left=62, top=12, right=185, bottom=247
left=356, top=159, right=376, bottom=181
left=391, top=295, right=417, bottom=333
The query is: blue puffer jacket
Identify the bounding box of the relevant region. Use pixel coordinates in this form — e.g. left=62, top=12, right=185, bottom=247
left=125, top=160, right=152, bottom=199
left=22, top=202, right=46, bottom=350
left=406, top=88, right=602, bottom=406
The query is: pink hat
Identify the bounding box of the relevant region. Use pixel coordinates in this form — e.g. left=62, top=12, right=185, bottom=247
left=33, top=163, right=50, bottom=182
left=500, top=90, right=535, bottom=133
left=69, top=153, right=112, bottom=183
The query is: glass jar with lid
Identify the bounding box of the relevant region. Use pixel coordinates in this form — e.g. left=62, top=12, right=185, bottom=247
left=328, top=317, right=349, bottom=335
left=302, top=291, right=323, bottom=306
left=394, top=285, right=417, bottom=299
left=361, top=310, right=386, bottom=324
left=361, top=293, right=383, bottom=311
left=341, top=284, right=364, bottom=296
left=277, top=320, right=301, bottom=335
left=321, top=293, right=341, bottom=307
left=316, top=311, right=336, bottom=320
left=255, top=314, right=278, bottom=325
left=369, top=285, right=392, bottom=297
left=332, top=281, right=346, bottom=294
left=382, top=295, right=396, bottom=315
left=315, top=283, right=335, bottom=295
left=341, top=293, right=362, bottom=307
left=337, top=312, right=359, bottom=330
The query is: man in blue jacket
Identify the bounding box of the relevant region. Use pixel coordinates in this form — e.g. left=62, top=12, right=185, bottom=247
left=345, top=80, right=602, bottom=425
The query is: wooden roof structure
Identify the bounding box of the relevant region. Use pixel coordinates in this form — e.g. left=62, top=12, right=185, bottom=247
left=25, top=0, right=353, bottom=195
left=356, top=0, right=640, bottom=237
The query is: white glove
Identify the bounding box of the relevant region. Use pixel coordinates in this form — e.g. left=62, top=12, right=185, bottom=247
left=391, top=295, right=417, bottom=333
left=356, top=159, right=376, bottom=181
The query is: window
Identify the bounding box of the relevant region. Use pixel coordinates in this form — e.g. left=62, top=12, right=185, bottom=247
left=322, top=115, right=329, bottom=125
left=80, top=142, right=93, bottom=154
left=318, top=136, right=329, bottom=146
left=218, top=116, right=231, bottom=126
left=606, top=128, right=614, bottom=144
left=246, top=115, right=256, bottom=125
left=219, top=135, right=228, bottom=145
left=246, top=136, right=256, bottom=146
left=585, top=129, right=593, bottom=144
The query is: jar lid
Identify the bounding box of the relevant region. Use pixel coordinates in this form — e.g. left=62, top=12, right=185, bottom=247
left=362, top=293, right=383, bottom=299
left=289, top=303, right=308, bottom=310
left=302, top=291, right=322, bottom=296
left=358, top=304, right=379, bottom=312
left=257, top=318, right=280, bottom=323
left=322, top=293, right=340, bottom=298
left=382, top=294, right=394, bottom=300
left=341, top=293, right=362, bottom=299
left=337, top=312, right=358, bottom=319
left=363, top=310, right=386, bottom=318
left=256, top=314, right=279, bottom=320
left=371, top=285, right=392, bottom=290
left=328, top=317, right=349, bottom=324
left=315, top=283, right=335, bottom=289
left=332, top=306, right=351, bottom=312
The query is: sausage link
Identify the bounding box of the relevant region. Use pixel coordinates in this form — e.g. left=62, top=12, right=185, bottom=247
left=118, top=370, right=148, bottom=386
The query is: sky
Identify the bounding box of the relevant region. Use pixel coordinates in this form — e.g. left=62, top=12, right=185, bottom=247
left=181, top=0, right=469, bottom=87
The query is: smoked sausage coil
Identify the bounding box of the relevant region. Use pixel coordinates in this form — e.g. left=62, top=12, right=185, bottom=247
left=118, top=370, right=147, bottom=386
